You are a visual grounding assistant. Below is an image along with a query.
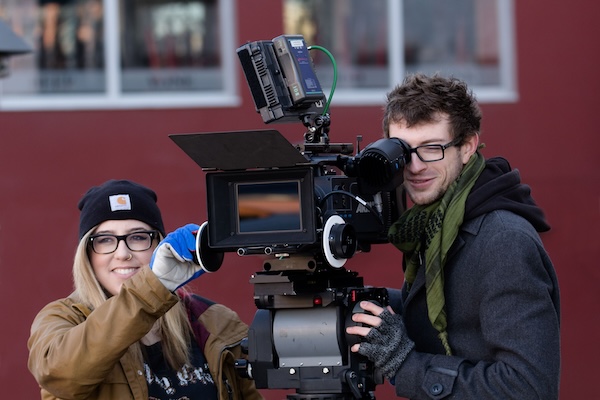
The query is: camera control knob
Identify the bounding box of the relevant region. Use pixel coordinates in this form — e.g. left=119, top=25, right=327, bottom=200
left=322, top=215, right=356, bottom=268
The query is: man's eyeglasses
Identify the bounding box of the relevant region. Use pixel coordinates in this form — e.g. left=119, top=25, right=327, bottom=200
left=406, top=137, right=462, bottom=163
left=88, top=231, right=158, bottom=254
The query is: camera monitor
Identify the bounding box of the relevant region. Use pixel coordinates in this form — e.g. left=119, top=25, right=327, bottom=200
left=206, top=167, right=316, bottom=251
left=169, top=130, right=317, bottom=252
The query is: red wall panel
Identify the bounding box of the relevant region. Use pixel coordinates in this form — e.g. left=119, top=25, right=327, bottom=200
left=1, top=1, right=598, bottom=399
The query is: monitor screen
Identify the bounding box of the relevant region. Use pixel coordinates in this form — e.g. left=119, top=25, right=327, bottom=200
left=237, top=180, right=302, bottom=233
left=206, top=167, right=316, bottom=250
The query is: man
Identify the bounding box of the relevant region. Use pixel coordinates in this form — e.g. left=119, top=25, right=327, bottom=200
left=346, top=74, right=560, bottom=399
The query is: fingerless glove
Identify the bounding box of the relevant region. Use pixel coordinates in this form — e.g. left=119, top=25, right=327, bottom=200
left=357, top=309, right=415, bottom=379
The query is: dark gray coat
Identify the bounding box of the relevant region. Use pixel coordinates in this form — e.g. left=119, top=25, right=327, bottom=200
left=389, top=209, right=560, bottom=399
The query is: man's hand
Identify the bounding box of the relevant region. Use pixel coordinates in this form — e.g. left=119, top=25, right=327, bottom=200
left=149, top=223, right=205, bottom=292
left=346, top=300, right=415, bottom=380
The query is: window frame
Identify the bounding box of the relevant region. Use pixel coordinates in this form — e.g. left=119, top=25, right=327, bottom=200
left=0, top=0, right=238, bottom=111
left=0, top=0, right=516, bottom=111
left=307, top=0, right=517, bottom=105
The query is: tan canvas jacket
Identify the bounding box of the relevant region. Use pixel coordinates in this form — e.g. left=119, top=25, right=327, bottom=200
left=28, top=267, right=263, bottom=400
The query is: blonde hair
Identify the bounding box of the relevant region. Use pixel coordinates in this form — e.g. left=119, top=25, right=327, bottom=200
left=73, top=229, right=193, bottom=370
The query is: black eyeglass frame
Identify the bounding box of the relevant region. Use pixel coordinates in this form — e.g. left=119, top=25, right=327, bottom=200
left=88, top=230, right=158, bottom=254
left=405, top=137, right=462, bottom=163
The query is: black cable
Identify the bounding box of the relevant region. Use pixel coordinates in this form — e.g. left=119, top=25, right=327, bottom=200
left=317, top=190, right=384, bottom=226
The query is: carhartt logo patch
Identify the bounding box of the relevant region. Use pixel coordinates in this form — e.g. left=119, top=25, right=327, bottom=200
left=109, top=194, right=132, bottom=211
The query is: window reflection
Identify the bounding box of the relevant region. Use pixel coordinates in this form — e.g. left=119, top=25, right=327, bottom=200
left=0, top=0, right=224, bottom=97
left=0, top=0, right=104, bottom=94
left=284, top=0, right=504, bottom=89
left=284, top=0, right=389, bottom=89
left=120, top=0, right=222, bottom=93
left=39, top=0, right=103, bottom=70
left=404, top=0, right=501, bottom=85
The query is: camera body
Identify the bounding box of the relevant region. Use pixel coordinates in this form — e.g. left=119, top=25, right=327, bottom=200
left=204, top=162, right=401, bottom=259
left=246, top=277, right=389, bottom=396
left=170, top=35, right=410, bottom=399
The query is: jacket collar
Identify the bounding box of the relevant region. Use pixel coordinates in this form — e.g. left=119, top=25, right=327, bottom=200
left=402, top=215, right=484, bottom=306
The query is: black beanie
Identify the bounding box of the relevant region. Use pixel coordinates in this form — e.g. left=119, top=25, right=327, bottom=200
left=78, top=179, right=165, bottom=239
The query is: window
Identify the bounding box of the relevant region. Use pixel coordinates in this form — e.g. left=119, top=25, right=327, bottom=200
left=0, top=0, right=236, bottom=110
left=284, top=0, right=516, bottom=104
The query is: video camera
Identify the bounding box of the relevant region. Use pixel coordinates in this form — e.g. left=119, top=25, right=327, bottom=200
left=171, top=35, right=410, bottom=400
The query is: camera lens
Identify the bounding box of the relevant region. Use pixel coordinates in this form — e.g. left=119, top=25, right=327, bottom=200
left=356, top=138, right=408, bottom=194
left=328, top=223, right=357, bottom=259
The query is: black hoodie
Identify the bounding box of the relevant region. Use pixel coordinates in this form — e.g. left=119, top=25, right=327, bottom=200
left=464, top=156, right=550, bottom=232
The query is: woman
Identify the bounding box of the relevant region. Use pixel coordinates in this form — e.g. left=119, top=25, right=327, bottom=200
left=28, top=179, right=263, bottom=400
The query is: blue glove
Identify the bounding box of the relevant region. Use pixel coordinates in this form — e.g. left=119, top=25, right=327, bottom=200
left=150, top=223, right=206, bottom=291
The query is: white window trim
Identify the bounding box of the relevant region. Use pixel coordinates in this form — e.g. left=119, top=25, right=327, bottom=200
left=0, top=0, right=239, bottom=111
left=0, top=0, right=516, bottom=111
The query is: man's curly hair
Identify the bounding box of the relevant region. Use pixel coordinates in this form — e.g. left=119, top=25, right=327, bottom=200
left=382, top=73, right=482, bottom=145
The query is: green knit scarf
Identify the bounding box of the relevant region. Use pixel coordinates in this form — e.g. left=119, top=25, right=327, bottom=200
left=388, top=151, right=486, bottom=355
